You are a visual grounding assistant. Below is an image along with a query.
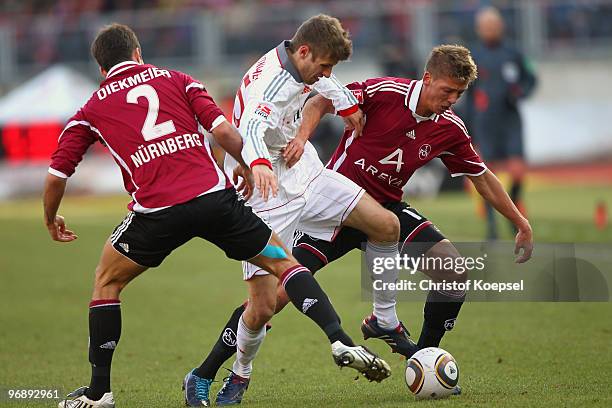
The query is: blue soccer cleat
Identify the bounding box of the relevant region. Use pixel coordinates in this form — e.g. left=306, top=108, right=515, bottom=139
left=183, top=369, right=213, bottom=407
left=361, top=315, right=419, bottom=358
left=216, top=371, right=250, bottom=406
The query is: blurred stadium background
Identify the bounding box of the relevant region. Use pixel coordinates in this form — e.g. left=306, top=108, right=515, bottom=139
left=0, top=0, right=611, bottom=201
left=0, top=1, right=611, bottom=407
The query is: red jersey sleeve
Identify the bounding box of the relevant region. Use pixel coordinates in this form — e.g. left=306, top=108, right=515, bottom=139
left=439, top=133, right=488, bottom=177
left=345, top=77, right=412, bottom=108
left=178, top=71, right=226, bottom=132
left=49, top=110, right=99, bottom=178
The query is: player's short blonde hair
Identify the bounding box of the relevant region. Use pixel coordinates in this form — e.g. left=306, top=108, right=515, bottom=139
left=425, top=44, right=478, bottom=84
left=290, top=14, right=352, bottom=63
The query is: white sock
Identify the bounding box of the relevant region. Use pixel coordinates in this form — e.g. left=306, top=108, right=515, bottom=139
left=231, top=314, right=267, bottom=378
left=366, top=240, right=400, bottom=330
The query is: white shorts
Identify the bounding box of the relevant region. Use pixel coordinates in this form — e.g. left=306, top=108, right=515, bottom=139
left=243, top=168, right=364, bottom=280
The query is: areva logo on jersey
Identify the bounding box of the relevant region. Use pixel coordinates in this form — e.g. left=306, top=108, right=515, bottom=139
left=418, top=144, right=432, bottom=160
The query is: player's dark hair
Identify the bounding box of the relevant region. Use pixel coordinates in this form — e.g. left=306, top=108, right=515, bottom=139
left=91, top=23, right=141, bottom=72
left=425, top=44, right=478, bottom=84
left=289, top=14, right=352, bottom=63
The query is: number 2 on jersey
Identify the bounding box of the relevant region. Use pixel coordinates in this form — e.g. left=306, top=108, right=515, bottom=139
left=126, top=84, right=176, bottom=141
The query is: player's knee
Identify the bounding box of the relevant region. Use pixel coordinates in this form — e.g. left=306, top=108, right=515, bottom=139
left=94, top=265, right=128, bottom=294
left=372, top=211, right=400, bottom=243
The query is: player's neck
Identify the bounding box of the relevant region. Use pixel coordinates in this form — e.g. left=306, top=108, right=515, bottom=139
left=415, top=99, right=434, bottom=118
left=286, top=51, right=302, bottom=80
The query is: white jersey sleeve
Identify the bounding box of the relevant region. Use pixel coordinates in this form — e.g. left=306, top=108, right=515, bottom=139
left=239, top=69, right=295, bottom=168
left=312, top=73, right=359, bottom=116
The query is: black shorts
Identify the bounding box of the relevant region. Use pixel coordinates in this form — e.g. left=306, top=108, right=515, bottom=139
left=110, top=188, right=272, bottom=267
left=293, top=201, right=445, bottom=270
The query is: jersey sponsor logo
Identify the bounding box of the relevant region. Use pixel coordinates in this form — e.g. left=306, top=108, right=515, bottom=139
left=418, top=144, right=431, bottom=160
left=302, top=298, right=318, bottom=314
left=351, top=89, right=364, bottom=104
left=406, top=129, right=416, bottom=139
left=130, top=133, right=204, bottom=168
left=222, top=328, right=237, bottom=347
left=254, top=103, right=273, bottom=119
left=354, top=158, right=404, bottom=187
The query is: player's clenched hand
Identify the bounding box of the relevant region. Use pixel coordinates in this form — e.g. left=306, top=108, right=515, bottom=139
left=46, top=215, right=78, bottom=242
left=233, top=165, right=255, bottom=201
left=342, top=109, right=365, bottom=138
left=251, top=164, right=278, bottom=202
left=514, top=226, right=533, bottom=263
left=282, top=136, right=306, bottom=168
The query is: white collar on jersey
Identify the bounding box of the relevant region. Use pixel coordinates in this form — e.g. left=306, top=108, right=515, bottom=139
left=406, top=80, right=438, bottom=123
left=106, top=60, right=141, bottom=79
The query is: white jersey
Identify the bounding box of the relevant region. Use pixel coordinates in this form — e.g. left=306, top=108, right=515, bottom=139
left=226, top=41, right=359, bottom=204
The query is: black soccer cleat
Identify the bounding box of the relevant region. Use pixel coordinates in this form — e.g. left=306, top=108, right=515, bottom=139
left=361, top=315, right=419, bottom=358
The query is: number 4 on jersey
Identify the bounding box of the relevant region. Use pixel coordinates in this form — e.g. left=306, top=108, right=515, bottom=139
left=126, top=84, right=176, bottom=141
left=379, top=148, right=404, bottom=172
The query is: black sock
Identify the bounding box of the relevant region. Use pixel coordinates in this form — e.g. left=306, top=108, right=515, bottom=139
left=292, top=246, right=325, bottom=275
left=87, top=299, right=121, bottom=400
left=281, top=266, right=353, bottom=346
left=510, top=181, right=522, bottom=204
left=293, top=246, right=341, bottom=325
left=194, top=304, right=245, bottom=379
left=417, top=290, right=464, bottom=349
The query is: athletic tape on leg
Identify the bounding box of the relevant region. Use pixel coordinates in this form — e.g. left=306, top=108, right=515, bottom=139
left=261, top=244, right=287, bottom=259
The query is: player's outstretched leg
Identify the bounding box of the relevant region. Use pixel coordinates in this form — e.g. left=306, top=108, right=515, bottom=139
left=187, top=248, right=328, bottom=405
left=417, top=240, right=466, bottom=349
left=189, top=246, right=326, bottom=389
left=248, top=234, right=391, bottom=382
left=60, top=241, right=147, bottom=408
left=343, top=193, right=418, bottom=357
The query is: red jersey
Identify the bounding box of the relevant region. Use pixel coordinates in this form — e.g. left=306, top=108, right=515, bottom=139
left=327, top=77, right=487, bottom=203
left=49, top=61, right=230, bottom=212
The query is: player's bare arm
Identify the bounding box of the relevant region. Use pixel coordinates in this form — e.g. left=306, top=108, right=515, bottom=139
left=210, top=121, right=257, bottom=200
left=468, top=169, right=533, bottom=262
left=43, top=174, right=78, bottom=242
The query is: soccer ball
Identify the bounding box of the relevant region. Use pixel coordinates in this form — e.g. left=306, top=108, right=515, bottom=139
left=405, top=347, right=459, bottom=399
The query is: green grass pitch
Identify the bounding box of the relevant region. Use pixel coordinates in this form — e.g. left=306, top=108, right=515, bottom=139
left=1, top=184, right=611, bottom=407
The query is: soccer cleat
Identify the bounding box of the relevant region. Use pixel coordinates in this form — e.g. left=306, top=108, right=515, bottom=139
left=183, top=369, right=213, bottom=407
left=331, top=341, right=391, bottom=382
left=58, top=386, right=115, bottom=408
left=215, top=370, right=250, bottom=405
left=361, top=315, right=418, bottom=358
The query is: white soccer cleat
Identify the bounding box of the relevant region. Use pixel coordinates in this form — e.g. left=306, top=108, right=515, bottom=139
left=58, top=386, right=115, bottom=408
left=331, top=340, right=391, bottom=382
